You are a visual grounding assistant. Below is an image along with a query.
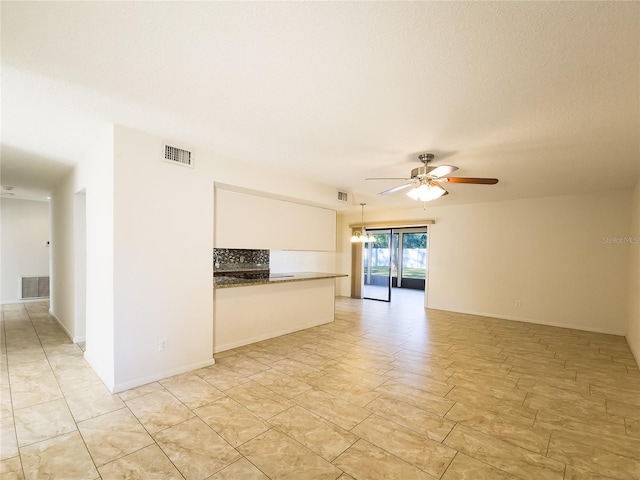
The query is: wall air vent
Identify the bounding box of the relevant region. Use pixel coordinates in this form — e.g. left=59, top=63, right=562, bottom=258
left=164, top=145, right=193, bottom=168
left=20, top=276, right=50, bottom=299
left=337, top=191, right=349, bottom=203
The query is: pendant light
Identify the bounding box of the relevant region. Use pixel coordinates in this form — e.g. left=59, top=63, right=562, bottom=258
left=351, top=203, right=376, bottom=243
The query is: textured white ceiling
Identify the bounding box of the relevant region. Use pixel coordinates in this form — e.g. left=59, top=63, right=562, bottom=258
left=1, top=1, right=638, bottom=207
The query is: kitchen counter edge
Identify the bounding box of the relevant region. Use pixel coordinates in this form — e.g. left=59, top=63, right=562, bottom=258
left=213, top=272, right=347, bottom=289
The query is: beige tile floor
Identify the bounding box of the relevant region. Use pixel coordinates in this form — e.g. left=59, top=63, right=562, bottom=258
left=1, top=296, right=640, bottom=480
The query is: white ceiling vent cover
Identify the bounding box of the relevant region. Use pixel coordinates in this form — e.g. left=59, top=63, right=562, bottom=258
left=337, top=191, right=349, bottom=203
left=164, top=145, right=193, bottom=168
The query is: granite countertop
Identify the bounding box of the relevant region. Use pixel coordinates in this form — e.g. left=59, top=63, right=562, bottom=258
left=213, top=272, right=347, bottom=289
left=214, top=263, right=268, bottom=274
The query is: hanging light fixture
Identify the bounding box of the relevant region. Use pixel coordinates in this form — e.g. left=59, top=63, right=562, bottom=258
left=406, top=180, right=447, bottom=202
left=351, top=203, right=376, bottom=243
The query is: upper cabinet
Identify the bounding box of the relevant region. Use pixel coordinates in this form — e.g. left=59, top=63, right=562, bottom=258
left=215, top=188, right=336, bottom=251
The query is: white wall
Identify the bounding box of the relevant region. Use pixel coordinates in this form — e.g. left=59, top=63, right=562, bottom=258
left=73, top=126, right=116, bottom=387
left=49, top=127, right=115, bottom=379
left=337, top=190, right=632, bottom=334
left=50, top=184, right=88, bottom=344
left=269, top=250, right=337, bottom=274
left=110, top=126, right=215, bottom=390
left=627, top=180, right=640, bottom=363
left=0, top=198, right=50, bottom=304
left=50, top=174, right=76, bottom=338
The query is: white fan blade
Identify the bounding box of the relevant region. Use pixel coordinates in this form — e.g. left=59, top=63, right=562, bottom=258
left=378, top=182, right=416, bottom=195
left=429, top=165, right=458, bottom=178
left=366, top=177, right=411, bottom=180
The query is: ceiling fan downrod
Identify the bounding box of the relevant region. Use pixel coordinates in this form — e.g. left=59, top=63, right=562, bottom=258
left=418, top=153, right=434, bottom=165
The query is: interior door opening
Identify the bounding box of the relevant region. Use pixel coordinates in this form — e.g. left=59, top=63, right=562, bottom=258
left=362, top=227, right=428, bottom=304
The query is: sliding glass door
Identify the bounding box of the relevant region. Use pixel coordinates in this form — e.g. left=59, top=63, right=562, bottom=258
left=363, top=229, right=392, bottom=302
left=362, top=227, right=428, bottom=302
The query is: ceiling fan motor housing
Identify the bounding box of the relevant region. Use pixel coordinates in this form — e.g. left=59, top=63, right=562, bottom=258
left=410, top=166, right=439, bottom=178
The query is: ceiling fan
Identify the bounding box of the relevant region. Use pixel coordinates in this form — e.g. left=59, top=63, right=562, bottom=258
left=366, top=153, right=499, bottom=201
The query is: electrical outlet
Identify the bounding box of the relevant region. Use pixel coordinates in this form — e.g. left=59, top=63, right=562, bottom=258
left=514, top=299, right=521, bottom=307
left=158, top=338, right=168, bottom=351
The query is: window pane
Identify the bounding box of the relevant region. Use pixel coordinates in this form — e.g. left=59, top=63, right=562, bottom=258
left=370, top=233, right=390, bottom=276
left=402, top=233, right=426, bottom=279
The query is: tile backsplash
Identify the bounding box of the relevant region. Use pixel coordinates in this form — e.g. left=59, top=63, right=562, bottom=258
left=213, top=248, right=269, bottom=270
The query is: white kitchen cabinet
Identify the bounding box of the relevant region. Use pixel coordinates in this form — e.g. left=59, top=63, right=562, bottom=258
left=214, top=188, right=336, bottom=251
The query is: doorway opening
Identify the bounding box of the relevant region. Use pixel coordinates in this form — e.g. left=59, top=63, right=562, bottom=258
left=362, top=227, right=428, bottom=304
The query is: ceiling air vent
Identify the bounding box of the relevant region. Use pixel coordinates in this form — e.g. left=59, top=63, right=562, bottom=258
left=337, top=191, right=349, bottom=203
left=164, top=145, right=193, bottom=168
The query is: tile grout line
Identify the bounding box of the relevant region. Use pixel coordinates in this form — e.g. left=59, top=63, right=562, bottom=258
left=27, top=303, right=104, bottom=478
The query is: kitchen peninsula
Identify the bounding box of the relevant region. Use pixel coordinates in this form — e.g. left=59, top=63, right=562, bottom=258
left=212, top=249, right=346, bottom=353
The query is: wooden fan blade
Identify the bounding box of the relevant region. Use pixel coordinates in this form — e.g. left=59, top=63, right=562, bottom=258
left=378, top=182, right=416, bottom=195
left=366, top=177, right=411, bottom=180
left=429, top=165, right=458, bottom=178
left=445, top=177, right=499, bottom=185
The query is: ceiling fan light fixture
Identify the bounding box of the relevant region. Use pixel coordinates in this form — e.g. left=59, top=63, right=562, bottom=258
left=407, top=182, right=446, bottom=202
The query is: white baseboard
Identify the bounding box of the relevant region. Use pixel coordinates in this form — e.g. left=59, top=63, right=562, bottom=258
left=108, top=358, right=216, bottom=394
left=48, top=309, right=86, bottom=344
left=2, top=297, right=50, bottom=305
left=84, top=350, right=113, bottom=391
left=49, top=311, right=75, bottom=342
left=427, top=307, right=626, bottom=337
